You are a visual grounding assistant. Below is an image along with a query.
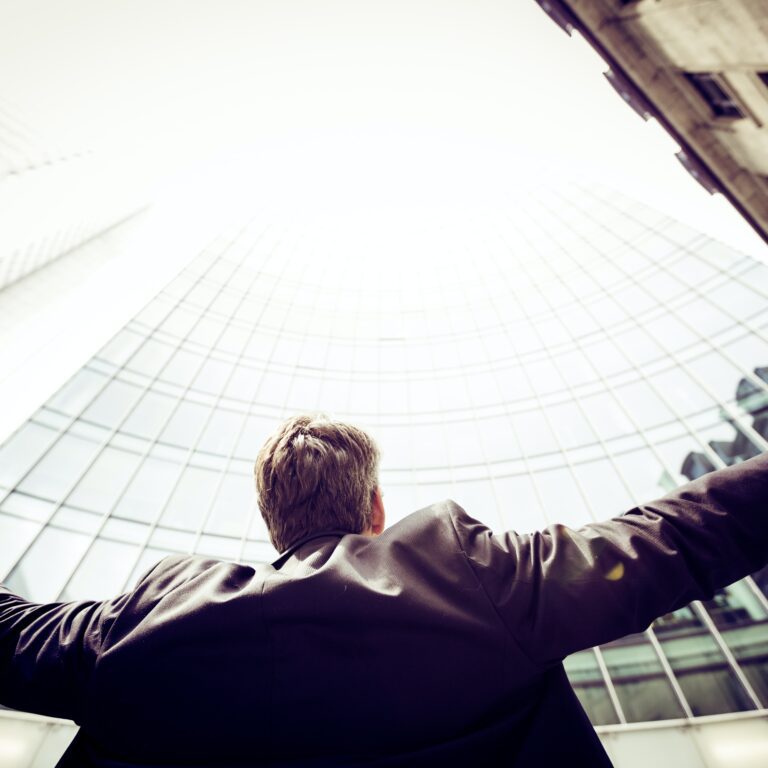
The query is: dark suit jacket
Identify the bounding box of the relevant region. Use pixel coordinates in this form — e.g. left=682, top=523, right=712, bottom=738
left=1, top=453, right=767, bottom=767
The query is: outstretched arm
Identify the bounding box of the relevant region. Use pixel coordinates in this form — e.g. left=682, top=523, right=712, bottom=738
left=452, top=451, right=768, bottom=665
left=0, top=554, right=215, bottom=721
left=0, top=589, right=122, bottom=721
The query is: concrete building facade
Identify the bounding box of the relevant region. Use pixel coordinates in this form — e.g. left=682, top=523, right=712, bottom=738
left=536, top=0, right=768, bottom=245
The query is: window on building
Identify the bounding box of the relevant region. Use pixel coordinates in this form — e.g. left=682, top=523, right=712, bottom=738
left=758, top=72, right=768, bottom=90
left=683, top=73, right=744, bottom=118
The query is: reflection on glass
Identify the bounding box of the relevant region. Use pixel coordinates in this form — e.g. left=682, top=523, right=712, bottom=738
left=702, top=583, right=768, bottom=708
left=600, top=633, right=685, bottom=722
left=654, top=606, right=755, bottom=716
left=563, top=649, right=620, bottom=726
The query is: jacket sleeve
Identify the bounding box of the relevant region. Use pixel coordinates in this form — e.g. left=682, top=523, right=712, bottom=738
left=0, top=555, right=191, bottom=721
left=0, top=589, right=125, bottom=721
left=451, top=451, right=768, bottom=666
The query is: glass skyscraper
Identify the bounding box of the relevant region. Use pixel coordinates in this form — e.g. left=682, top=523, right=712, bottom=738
left=1, top=181, right=767, bottom=766
left=0, top=100, right=149, bottom=293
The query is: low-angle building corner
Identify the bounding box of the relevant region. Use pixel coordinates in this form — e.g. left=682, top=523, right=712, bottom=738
left=535, top=0, right=768, bottom=246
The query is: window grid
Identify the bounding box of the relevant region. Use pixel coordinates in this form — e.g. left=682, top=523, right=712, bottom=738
left=1, top=222, right=269, bottom=588
left=229, top=222, right=325, bottom=564
left=530, top=189, right=768, bottom=711
left=0, top=188, right=766, bottom=726
left=80, top=220, right=283, bottom=587
left=485, top=214, right=694, bottom=720
left=464, top=222, right=628, bottom=723
left=113, top=270, right=765, bottom=426
left=104, top=217, right=288, bottom=591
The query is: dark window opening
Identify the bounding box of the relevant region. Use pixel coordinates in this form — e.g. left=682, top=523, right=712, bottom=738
left=684, top=72, right=744, bottom=118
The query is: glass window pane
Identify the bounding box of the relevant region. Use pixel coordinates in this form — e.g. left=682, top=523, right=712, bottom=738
left=584, top=338, right=628, bottom=378
left=679, top=297, right=732, bottom=337
left=571, top=458, right=634, bottom=520
left=611, top=448, right=668, bottom=502
left=685, top=351, right=742, bottom=405
left=60, top=539, right=140, bottom=601
left=651, top=366, right=712, bottom=416
left=122, top=390, right=177, bottom=440
left=644, top=313, right=698, bottom=352
left=82, top=379, right=144, bottom=428
left=452, top=480, right=498, bottom=528
left=235, top=414, right=279, bottom=460
left=655, top=608, right=755, bottom=716
left=494, top=366, right=534, bottom=401
left=162, top=348, right=202, bottom=387
left=601, top=634, right=686, bottom=722
left=554, top=349, right=595, bottom=387
left=50, top=506, right=101, bottom=535
left=68, top=446, right=143, bottom=513
left=18, top=432, right=103, bottom=501
left=613, top=326, right=663, bottom=366
left=188, top=316, right=225, bottom=346
left=6, top=526, right=91, bottom=602
left=47, top=368, right=108, bottom=416
left=533, top=466, right=591, bottom=528
left=511, top=409, right=558, bottom=456
left=257, top=370, right=292, bottom=403
left=149, top=526, right=195, bottom=552
left=702, top=582, right=768, bottom=708
left=709, top=278, right=768, bottom=321
left=128, top=337, right=174, bottom=377
left=447, top=421, right=484, bottom=466
left=564, top=650, right=619, bottom=726
left=97, top=328, right=145, bottom=366
left=114, top=455, right=183, bottom=523
left=160, top=465, right=219, bottom=530
left=193, top=357, right=234, bottom=394
left=526, top=358, right=565, bottom=395
left=197, top=408, right=242, bottom=455
left=205, top=473, right=253, bottom=537
left=195, top=534, right=239, bottom=560
left=0, top=515, right=42, bottom=579
left=0, top=422, right=59, bottom=489
left=125, top=547, right=173, bottom=588
left=225, top=365, right=262, bottom=401
left=0, top=491, right=55, bottom=522
left=494, top=473, right=547, bottom=532
left=579, top=392, right=634, bottom=441
left=408, top=423, right=446, bottom=467
left=160, top=401, right=210, bottom=447
left=478, top=415, right=522, bottom=463
left=613, top=379, right=675, bottom=429
left=102, top=517, right=149, bottom=545
left=548, top=401, right=597, bottom=450
left=286, top=375, right=322, bottom=412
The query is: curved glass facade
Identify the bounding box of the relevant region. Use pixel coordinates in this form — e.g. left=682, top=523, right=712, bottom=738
left=1, top=181, right=767, bottom=738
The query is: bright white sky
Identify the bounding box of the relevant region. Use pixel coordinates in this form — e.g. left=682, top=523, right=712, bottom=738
left=0, top=0, right=765, bottom=252
left=0, top=0, right=766, bottom=446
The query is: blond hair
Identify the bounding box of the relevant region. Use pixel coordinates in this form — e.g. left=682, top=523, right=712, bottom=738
left=254, top=414, right=380, bottom=552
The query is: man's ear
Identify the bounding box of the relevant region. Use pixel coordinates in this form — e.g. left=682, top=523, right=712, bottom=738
left=370, top=486, right=386, bottom=536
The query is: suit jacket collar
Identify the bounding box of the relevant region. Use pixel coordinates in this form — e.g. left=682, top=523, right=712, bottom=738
left=271, top=529, right=350, bottom=569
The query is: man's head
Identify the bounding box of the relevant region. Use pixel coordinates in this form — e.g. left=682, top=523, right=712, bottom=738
left=254, top=414, right=384, bottom=552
